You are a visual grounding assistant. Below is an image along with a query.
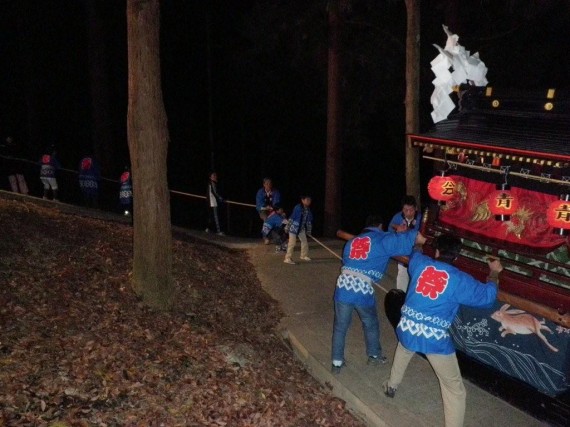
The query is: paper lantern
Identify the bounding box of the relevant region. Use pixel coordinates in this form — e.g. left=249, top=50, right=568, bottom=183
left=488, top=185, right=518, bottom=221
left=547, top=194, right=570, bottom=236
left=427, top=174, right=456, bottom=203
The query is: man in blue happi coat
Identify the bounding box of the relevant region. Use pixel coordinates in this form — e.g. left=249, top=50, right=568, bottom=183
left=331, top=214, right=426, bottom=373
left=383, top=234, right=502, bottom=427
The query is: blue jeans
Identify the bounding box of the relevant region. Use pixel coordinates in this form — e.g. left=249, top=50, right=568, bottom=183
left=331, top=300, right=381, bottom=363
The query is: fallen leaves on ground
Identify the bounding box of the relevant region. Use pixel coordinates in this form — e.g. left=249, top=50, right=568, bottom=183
left=0, top=197, right=365, bottom=427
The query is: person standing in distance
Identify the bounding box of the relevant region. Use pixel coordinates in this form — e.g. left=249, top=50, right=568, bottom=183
left=119, top=167, right=133, bottom=216
left=256, top=177, right=282, bottom=244
left=78, top=155, right=101, bottom=209
left=283, top=195, right=313, bottom=264
left=389, top=195, right=422, bottom=292
left=256, top=177, right=281, bottom=221
left=383, top=234, right=501, bottom=427
left=205, top=171, right=225, bottom=236
left=38, top=146, right=61, bottom=201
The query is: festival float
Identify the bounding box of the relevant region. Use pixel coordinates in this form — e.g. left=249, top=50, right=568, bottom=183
left=404, top=26, right=569, bottom=425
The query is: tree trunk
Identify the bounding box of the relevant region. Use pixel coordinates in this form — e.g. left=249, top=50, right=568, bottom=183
left=324, top=1, right=342, bottom=237
left=126, top=0, right=173, bottom=311
left=404, top=0, right=421, bottom=203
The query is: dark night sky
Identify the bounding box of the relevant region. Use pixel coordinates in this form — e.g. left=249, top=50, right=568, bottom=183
left=1, top=0, right=569, bottom=233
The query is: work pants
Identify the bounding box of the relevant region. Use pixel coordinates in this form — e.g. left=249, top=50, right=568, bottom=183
left=387, top=342, right=466, bottom=427
left=285, top=230, right=308, bottom=259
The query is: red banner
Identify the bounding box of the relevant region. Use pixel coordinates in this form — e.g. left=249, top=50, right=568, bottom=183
left=438, top=176, right=567, bottom=251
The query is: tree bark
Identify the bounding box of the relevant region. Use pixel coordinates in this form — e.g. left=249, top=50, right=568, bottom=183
left=126, top=0, right=173, bottom=310
left=404, top=0, right=421, bottom=203
left=324, top=0, right=342, bottom=237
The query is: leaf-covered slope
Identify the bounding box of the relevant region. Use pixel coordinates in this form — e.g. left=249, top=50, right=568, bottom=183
left=0, top=198, right=364, bottom=426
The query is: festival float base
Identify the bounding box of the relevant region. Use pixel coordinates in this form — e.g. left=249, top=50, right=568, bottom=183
left=407, top=87, right=570, bottom=425
left=457, top=350, right=569, bottom=426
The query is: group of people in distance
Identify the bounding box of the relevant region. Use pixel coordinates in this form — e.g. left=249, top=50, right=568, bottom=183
left=332, top=194, right=503, bottom=427
left=37, top=146, right=132, bottom=215
left=256, top=177, right=313, bottom=265
left=206, top=174, right=314, bottom=265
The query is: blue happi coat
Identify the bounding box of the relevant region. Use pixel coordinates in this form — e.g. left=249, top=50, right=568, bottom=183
left=39, top=154, right=61, bottom=178
left=262, top=211, right=286, bottom=238
left=255, top=188, right=281, bottom=213
left=388, top=211, right=422, bottom=232
left=397, top=251, right=497, bottom=355
left=334, top=227, right=418, bottom=307
left=287, top=204, right=313, bottom=236
left=78, top=157, right=101, bottom=195
left=119, top=171, right=133, bottom=205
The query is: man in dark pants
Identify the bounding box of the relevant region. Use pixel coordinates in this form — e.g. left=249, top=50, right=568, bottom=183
left=331, top=215, right=426, bottom=373
left=206, top=171, right=224, bottom=236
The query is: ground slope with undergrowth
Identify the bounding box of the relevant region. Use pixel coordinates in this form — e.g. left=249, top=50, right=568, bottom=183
left=0, top=197, right=364, bottom=427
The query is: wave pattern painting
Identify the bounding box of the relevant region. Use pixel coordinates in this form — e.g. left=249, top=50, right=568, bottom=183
left=451, top=303, right=569, bottom=396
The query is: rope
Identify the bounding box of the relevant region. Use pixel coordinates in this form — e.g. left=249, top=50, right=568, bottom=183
left=309, top=235, right=342, bottom=261
left=1, top=154, right=257, bottom=207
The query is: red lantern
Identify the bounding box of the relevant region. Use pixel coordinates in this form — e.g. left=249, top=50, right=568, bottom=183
left=427, top=174, right=456, bottom=203
left=488, top=185, right=518, bottom=221
left=547, top=194, right=570, bottom=236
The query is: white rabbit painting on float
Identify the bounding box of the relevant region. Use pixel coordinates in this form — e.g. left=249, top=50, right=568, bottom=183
left=491, top=304, right=559, bottom=352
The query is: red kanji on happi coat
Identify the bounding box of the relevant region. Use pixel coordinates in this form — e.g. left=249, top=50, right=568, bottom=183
left=416, top=266, right=449, bottom=300
left=349, top=236, right=371, bottom=260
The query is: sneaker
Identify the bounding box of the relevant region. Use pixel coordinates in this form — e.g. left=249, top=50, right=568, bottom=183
left=205, top=228, right=210, bottom=233
left=300, top=256, right=312, bottom=261
left=283, top=258, right=296, bottom=265
left=275, top=246, right=282, bottom=253
left=383, top=381, right=397, bottom=398
left=367, top=355, right=388, bottom=366
left=216, top=232, right=225, bottom=236
left=263, top=238, right=270, bottom=245
left=331, top=362, right=345, bottom=374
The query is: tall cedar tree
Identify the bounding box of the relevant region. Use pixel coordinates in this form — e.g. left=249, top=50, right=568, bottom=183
left=126, top=0, right=174, bottom=310
left=324, top=0, right=342, bottom=236
left=404, top=0, right=420, bottom=203
left=84, top=0, right=115, bottom=176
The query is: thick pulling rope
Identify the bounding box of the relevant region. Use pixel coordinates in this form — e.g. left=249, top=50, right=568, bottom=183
left=308, top=235, right=342, bottom=261
left=309, top=234, right=390, bottom=295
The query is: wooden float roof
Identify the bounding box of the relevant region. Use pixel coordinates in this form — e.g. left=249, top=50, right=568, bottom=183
left=409, top=87, right=570, bottom=165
